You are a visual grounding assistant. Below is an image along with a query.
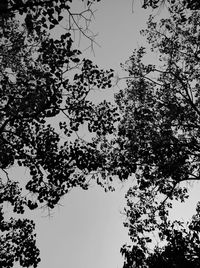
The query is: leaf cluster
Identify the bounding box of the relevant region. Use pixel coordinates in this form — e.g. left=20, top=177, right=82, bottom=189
left=113, top=3, right=200, bottom=267
left=0, top=0, right=123, bottom=267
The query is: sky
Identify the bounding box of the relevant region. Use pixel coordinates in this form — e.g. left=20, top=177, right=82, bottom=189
left=12, top=1, right=200, bottom=268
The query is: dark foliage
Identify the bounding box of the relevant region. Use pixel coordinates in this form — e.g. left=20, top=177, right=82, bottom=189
left=142, top=0, right=200, bottom=10
left=2, top=1, right=200, bottom=267
left=114, top=3, right=200, bottom=267
left=0, top=0, right=120, bottom=267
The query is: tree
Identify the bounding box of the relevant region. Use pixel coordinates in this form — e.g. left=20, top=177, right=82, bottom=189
left=109, top=2, right=200, bottom=267
left=3, top=1, right=200, bottom=267
left=141, top=0, right=200, bottom=10
left=0, top=1, right=120, bottom=267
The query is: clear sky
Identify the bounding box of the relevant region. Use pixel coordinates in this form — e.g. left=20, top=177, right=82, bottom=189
left=13, top=1, right=200, bottom=268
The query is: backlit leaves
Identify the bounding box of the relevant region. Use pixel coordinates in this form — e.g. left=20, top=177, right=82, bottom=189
left=117, top=3, right=200, bottom=267
left=0, top=0, right=124, bottom=267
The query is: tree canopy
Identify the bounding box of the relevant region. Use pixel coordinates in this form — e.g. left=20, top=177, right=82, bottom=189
left=0, top=1, right=121, bottom=267
left=2, top=1, right=200, bottom=268
left=141, top=0, right=200, bottom=10
left=114, top=3, right=200, bottom=267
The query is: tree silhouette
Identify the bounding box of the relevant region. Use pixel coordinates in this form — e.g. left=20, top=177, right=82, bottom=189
left=141, top=0, right=200, bottom=10
left=113, top=3, right=200, bottom=267
left=2, top=1, right=200, bottom=267
left=0, top=1, right=120, bottom=267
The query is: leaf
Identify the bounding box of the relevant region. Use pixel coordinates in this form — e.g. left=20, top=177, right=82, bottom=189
left=52, top=18, right=59, bottom=25
left=49, top=24, right=54, bottom=29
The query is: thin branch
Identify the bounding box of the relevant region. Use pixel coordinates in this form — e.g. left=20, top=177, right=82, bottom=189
left=66, top=8, right=100, bottom=49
